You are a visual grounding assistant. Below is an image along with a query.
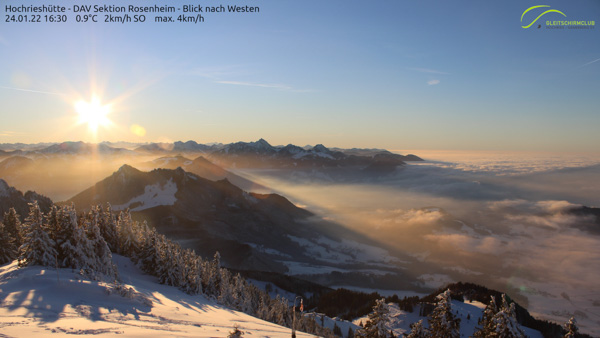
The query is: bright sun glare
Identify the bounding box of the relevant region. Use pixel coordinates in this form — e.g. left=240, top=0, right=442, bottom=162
left=75, top=97, right=111, bottom=133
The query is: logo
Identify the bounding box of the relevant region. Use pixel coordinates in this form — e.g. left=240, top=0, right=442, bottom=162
left=521, top=5, right=565, bottom=28
left=521, top=5, right=595, bottom=29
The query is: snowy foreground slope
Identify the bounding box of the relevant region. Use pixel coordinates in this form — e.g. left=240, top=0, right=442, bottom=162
left=0, top=255, right=314, bottom=337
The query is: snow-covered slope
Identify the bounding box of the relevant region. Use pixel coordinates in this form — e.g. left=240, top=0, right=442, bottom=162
left=0, top=255, right=315, bottom=337
left=111, top=178, right=178, bottom=212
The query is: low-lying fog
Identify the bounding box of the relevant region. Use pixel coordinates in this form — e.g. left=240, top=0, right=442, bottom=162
left=238, top=151, right=600, bottom=335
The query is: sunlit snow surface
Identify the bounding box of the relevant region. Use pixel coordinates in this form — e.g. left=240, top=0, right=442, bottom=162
left=112, top=178, right=178, bottom=212
left=0, top=256, right=315, bottom=337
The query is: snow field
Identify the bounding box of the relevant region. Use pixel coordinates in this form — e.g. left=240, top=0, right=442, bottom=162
left=0, top=255, right=316, bottom=337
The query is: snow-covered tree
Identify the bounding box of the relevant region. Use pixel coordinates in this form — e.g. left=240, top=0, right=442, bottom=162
left=474, top=294, right=524, bottom=338
left=19, top=201, right=57, bottom=267
left=117, top=210, right=141, bottom=258
left=187, top=255, right=203, bottom=295
left=98, top=204, right=119, bottom=252
left=407, top=319, right=428, bottom=338
left=203, top=251, right=222, bottom=297
left=564, top=316, right=578, bottom=338
left=356, top=298, right=391, bottom=338
left=219, top=267, right=235, bottom=305
left=138, top=227, right=160, bottom=275
left=155, top=235, right=175, bottom=286
left=231, top=273, right=246, bottom=310
left=3, top=207, right=22, bottom=246
left=83, top=208, right=117, bottom=278
left=492, top=295, right=525, bottom=337
left=474, top=295, right=499, bottom=337
left=428, top=289, right=460, bottom=338
left=0, top=221, right=18, bottom=264
left=45, top=205, right=61, bottom=245
left=158, top=241, right=181, bottom=286
left=57, top=206, right=89, bottom=269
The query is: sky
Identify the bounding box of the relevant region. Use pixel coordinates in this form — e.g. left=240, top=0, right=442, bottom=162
left=0, top=0, right=599, bottom=152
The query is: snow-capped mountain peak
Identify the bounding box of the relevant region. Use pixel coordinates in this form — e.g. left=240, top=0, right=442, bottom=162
left=251, top=138, right=274, bottom=150
left=313, top=144, right=329, bottom=153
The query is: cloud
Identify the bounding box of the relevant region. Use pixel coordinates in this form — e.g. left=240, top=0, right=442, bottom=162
left=427, top=79, right=441, bottom=86
left=424, top=233, right=506, bottom=255
left=193, top=65, right=247, bottom=79
left=408, top=67, right=450, bottom=75
left=579, top=57, right=600, bottom=69
left=194, top=65, right=311, bottom=92
left=488, top=199, right=578, bottom=214
left=0, top=131, right=21, bottom=137
left=505, top=213, right=582, bottom=229
left=398, top=208, right=444, bottom=225
left=0, top=86, right=65, bottom=96
left=486, top=199, right=593, bottom=229
left=216, top=80, right=313, bottom=93
left=216, top=80, right=293, bottom=90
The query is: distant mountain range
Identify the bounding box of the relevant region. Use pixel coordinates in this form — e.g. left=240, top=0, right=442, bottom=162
left=0, top=139, right=422, bottom=169
left=0, top=139, right=422, bottom=199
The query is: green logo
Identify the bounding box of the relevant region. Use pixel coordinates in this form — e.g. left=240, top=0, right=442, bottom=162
left=521, top=5, right=566, bottom=28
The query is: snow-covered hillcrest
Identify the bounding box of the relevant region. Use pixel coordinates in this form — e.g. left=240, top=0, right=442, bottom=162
left=0, top=256, right=316, bottom=337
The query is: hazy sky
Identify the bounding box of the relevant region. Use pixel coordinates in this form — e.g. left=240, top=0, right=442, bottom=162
left=1, top=0, right=599, bottom=152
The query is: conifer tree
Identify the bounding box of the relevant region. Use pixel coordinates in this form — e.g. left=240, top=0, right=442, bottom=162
left=474, top=294, right=524, bottom=338
left=474, top=295, right=498, bottom=337
left=428, top=289, right=460, bottom=338
left=118, top=210, right=140, bottom=258
left=492, top=294, right=525, bottom=337
left=45, top=205, right=61, bottom=246
left=19, top=201, right=57, bottom=267
left=138, top=227, right=160, bottom=275
left=98, top=204, right=119, bottom=252
left=407, top=319, right=427, bottom=338
left=187, top=256, right=203, bottom=295
left=231, top=273, right=246, bottom=310
left=3, top=207, right=22, bottom=246
left=0, top=222, right=17, bottom=264
left=357, top=298, right=390, bottom=338
left=155, top=233, right=174, bottom=286
left=203, top=252, right=222, bottom=297
left=564, top=316, right=578, bottom=338
left=159, top=241, right=181, bottom=286
left=57, top=206, right=88, bottom=269
left=219, top=267, right=235, bottom=305
left=84, top=208, right=117, bottom=278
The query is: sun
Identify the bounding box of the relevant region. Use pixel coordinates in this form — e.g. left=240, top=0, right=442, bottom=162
left=75, top=96, right=111, bottom=133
